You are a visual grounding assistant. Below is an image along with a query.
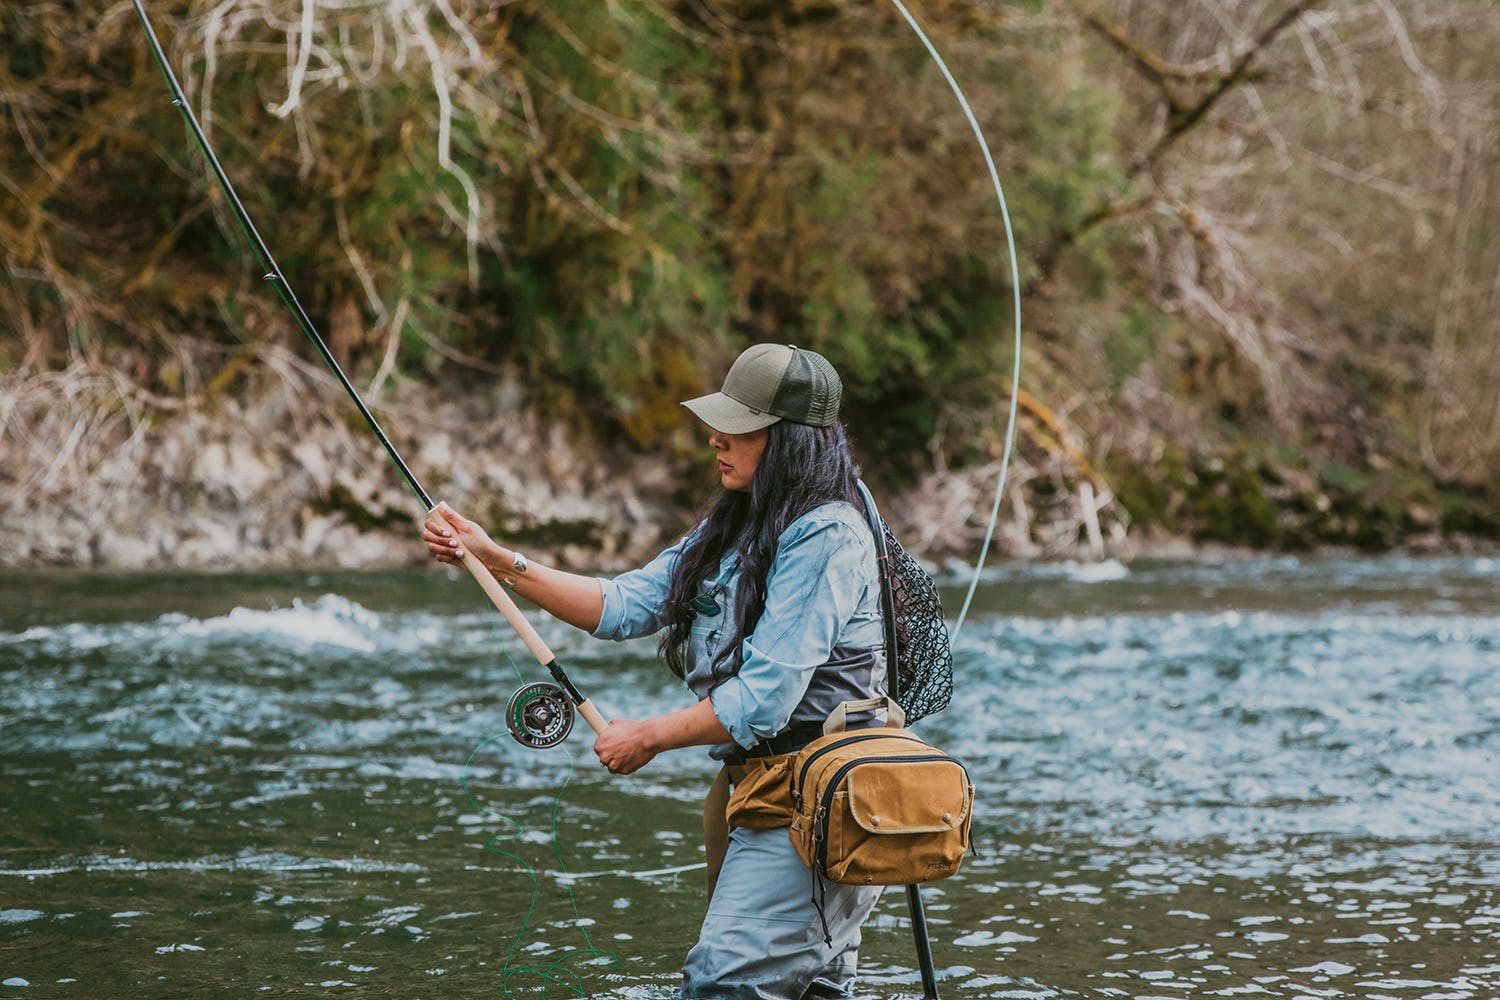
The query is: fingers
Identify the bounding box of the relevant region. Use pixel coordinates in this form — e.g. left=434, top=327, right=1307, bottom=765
left=422, top=521, right=462, bottom=566
left=422, top=526, right=458, bottom=548
left=434, top=501, right=469, bottom=530
left=421, top=503, right=460, bottom=546
left=421, top=514, right=467, bottom=566
left=596, top=753, right=632, bottom=776
left=423, top=503, right=485, bottom=564
left=594, top=732, right=616, bottom=774
left=594, top=723, right=648, bottom=775
left=421, top=508, right=466, bottom=566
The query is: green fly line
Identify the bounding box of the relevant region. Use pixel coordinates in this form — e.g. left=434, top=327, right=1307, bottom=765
left=460, top=636, right=619, bottom=999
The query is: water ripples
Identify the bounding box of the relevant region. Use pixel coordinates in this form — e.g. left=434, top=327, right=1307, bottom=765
left=1, top=560, right=1497, bottom=996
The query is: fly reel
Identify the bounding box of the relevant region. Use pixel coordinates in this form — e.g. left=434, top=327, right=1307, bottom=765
left=507, top=681, right=575, bottom=749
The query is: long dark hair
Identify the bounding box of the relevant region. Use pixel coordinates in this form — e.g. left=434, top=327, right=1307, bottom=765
left=659, top=421, right=862, bottom=679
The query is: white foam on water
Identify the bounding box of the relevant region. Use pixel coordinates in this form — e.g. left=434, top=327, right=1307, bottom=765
left=0, top=909, right=45, bottom=924
left=0, top=852, right=425, bottom=878
left=0, top=594, right=450, bottom=656
left=0, top=622, right=115, bottom=649
left=167, top=595, right=383, bottom=653
left=1293, top=961, right=1356, bottom=975
left=941, top=558, right=1131, bottom=585
left=1061, top=559, right=1130, bottom=582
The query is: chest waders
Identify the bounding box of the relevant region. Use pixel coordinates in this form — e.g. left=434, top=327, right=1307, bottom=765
left=702, top=486, right=946, bottom=999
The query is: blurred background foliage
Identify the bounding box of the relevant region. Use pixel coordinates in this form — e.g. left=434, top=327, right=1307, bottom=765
left=2, top=0, right=1497, bottom=547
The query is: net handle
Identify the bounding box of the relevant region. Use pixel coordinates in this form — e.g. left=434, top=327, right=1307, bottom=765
left=854, top=480, right=902, bottom=703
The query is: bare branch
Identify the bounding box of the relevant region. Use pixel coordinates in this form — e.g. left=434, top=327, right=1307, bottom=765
left=402, top=0, right=482, bottom=291
left=269, top=0, right=318, bottom=119
left=1145, top=0, right=1325, bottom=170
left=1372, top=0, right=1446, bottom=119
left=1080, top=13, right=1196, bottom=109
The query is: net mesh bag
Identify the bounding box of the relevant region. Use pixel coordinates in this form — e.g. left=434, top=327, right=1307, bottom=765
left=879, top=519, right=953, bottom=725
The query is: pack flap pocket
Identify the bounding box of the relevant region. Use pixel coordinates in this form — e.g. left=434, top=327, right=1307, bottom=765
left=725, top=756, right=795, bottom=829
left=846, top=759, right=971, bottom=834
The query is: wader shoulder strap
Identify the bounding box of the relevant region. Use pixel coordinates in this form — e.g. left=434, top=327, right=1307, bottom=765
left=823, top=696, right=906, bottom=735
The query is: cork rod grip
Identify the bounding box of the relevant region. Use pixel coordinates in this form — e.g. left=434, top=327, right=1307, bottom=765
left=430, top=506, right=555, bottom=666
left=429, top=505, right=609, bottom=737
left=574, top=700, right=608, bottom=736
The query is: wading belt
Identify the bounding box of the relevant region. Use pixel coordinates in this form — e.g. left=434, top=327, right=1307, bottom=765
left=720, top=721, right=825, bottom=766
left=702, top=751, right=797, bottom=898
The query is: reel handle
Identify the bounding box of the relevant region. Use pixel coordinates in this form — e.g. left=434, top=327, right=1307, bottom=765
left=432, top=505, right=609, bottom=737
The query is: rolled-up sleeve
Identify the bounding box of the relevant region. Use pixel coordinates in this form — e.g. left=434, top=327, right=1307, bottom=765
left=592, top=533, right=691, bottom=641
left=710, top=513, right=870, bottom=748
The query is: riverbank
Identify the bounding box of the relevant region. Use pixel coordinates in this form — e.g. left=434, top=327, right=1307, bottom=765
left=2, top=359, right=1494, bottom=573
left=5, top=1, right=1498, bottom=576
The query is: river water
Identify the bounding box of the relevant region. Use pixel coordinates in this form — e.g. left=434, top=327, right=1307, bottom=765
left=2, top=556, right=1498, bottom=997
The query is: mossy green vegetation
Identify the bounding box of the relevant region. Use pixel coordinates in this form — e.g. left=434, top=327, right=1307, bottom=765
left=311, top=484, right=410, bottom=535
left=3, top=0, right=1497, bottom=555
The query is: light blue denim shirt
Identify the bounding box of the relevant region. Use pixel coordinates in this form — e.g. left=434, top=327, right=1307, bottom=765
left=592, top=501, right=888, bottom=751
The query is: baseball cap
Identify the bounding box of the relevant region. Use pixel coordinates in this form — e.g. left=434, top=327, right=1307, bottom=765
left=681, top=344, right=843, bottom=434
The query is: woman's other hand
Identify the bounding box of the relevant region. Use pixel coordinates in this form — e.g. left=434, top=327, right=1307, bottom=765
left=422, top=502, right=500, bottom=570
left=592, top=699, right=730, bottom=774
left=594, top=718, right=660, bottom=775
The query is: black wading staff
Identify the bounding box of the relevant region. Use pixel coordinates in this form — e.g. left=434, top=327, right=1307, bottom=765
left=130, top=0, right=606, bottom=749
left=857, top=482, right=941, bottom=1000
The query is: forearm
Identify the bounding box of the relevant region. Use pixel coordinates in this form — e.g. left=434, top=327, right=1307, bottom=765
left=485, top=546, right=604, bottom=633
left=645, top=696, right=734, bottom=753
left=592, top=696, right=731, bottom=775
left=425, top=505, right=606, bottom=633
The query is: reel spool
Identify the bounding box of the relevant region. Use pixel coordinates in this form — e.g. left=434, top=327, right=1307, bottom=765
left=507, top=681, right=576, bottom=749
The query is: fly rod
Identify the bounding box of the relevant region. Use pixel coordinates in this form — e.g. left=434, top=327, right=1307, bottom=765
left=131, top=0, right=605, bottom=749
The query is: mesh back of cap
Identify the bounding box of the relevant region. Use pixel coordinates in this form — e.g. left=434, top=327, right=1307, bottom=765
left=802, top=351, right=842, bottom=426
left=772, top=349, right=842, bottom=426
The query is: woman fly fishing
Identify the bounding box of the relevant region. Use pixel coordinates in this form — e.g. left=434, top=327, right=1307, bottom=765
left=421, top=344, right=889, bottom=998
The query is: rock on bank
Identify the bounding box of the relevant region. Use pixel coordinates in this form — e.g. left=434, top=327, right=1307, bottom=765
left=3, top=360, right=1137, bottom=571
left=0, top=366, right=696, bottom=572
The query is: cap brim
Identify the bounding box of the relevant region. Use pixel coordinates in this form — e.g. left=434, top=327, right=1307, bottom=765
left=681, top=392, right=782, bottom=434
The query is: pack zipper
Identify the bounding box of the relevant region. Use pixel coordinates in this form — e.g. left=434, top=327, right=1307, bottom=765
left=794, top=731, right=922, bottom=802
left=812, top=753, right=968, bottom=875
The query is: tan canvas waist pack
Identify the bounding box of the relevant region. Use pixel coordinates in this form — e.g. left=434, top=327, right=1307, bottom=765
left=788, top=698, right=973, bottom=886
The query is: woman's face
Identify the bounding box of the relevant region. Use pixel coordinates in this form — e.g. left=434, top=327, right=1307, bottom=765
left=709, top=427, right=768, bottom=492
